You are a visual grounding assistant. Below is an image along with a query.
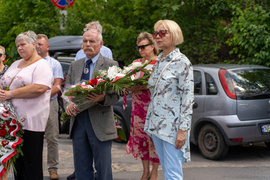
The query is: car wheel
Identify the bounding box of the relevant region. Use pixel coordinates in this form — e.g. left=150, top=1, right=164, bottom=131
left=114, top=112, right=129, bottom=143
left=198, top=124, right=229, bottom=160
left=58, top=98, right=69, bottom=134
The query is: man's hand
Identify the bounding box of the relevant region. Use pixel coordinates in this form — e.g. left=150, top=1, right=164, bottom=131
left=86, top=91, right=106, bottom=102
left=175, top=129, right=187, bottom=149
left=66, top=103, right=76, bottom=116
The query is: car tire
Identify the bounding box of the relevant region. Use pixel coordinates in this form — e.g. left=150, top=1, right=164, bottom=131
left=198, top=124, right=229, bottom=160
left=58, top=98, right=70, bottom=134
left=114, top=112, right=129, bottom=143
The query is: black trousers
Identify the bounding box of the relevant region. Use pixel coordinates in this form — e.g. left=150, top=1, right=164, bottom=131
left=14, top=130, right=44, bottom=180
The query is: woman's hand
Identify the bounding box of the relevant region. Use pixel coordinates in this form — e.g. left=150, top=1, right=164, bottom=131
left=0, top=90, right=12, bottom=102
left=175, top=129, right=187, bottom=149
left=86, top=91, right=105, bottom=102
left=0, top=90, right=5, bottom=102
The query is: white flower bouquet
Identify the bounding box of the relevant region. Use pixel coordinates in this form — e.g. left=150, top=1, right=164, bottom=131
left=61, top=59, right=157, bottom=122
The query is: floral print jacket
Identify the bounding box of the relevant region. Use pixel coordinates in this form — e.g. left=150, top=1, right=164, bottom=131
left=144, top=48, right=194, bottom=162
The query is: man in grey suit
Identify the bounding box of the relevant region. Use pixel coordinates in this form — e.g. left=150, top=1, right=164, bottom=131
left=64, top=28, right=119, bottom=180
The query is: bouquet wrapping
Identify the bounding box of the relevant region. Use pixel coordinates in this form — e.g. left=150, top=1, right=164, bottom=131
left=61, top=59, right=157, bottom=121
left=61, top=83, right=98, bottom=117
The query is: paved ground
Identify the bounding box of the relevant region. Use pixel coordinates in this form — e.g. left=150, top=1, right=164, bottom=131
left=7, top=134, right=165, bottom=180
left=6, top=134, right=270, bottom=179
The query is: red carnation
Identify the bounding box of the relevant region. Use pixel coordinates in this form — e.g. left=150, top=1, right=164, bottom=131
left=6, top=121, right=10, bottom=127
left=88, top=79, right=98, bottom=86
left=0, top=129, right=7, bottom=137
left=2, top=140, right=9, bottom=147
left=8, top=126, right=15, bottom=134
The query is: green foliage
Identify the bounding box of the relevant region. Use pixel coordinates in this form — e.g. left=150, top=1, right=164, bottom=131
left=0, top=0, right=59, bottom=61
left=225, top=3, right=270, bottom=66
left=0, top=0, right=269, bottom=66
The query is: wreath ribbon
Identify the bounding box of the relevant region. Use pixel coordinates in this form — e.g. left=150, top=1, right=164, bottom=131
left=0, top=107, right=22, bottom=177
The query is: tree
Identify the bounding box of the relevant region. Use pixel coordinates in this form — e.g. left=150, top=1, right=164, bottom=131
left=0, top=0, right=269, bottom=66
left=225, top=3, right=270, bottom=66
left=0, top=0, right=59, bottom=63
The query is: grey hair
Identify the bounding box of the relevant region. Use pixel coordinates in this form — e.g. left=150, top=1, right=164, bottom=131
left=15, top=30, right=38, bottom=49
left=85, top=21, right=103, bottom=33
left=83, top=29, right=103, bottom=43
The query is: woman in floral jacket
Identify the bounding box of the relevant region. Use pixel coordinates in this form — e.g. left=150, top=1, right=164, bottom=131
left=144, top=20, right=194, bottom=180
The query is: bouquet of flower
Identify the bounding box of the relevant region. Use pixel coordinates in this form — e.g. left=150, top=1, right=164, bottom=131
left=61, top=59, right=157, bottom=122
left=0, top=100, right=23, bottom=179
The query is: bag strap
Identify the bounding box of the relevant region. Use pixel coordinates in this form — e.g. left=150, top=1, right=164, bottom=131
left=8, top=70, right=21, bottom=88
left=152, top=54, right=181, bottom=98
left=7, top=58, right=42, bottom=88
left=153, top=61, right=173, bottom=95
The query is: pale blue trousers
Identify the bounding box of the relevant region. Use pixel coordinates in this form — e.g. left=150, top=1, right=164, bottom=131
left=152, top=135, right=185, bottom=180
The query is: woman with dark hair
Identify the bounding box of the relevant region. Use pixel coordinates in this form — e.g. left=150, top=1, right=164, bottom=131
left=126, top=32, right=160, bottom=180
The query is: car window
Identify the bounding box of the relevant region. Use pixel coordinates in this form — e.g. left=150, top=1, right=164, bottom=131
left=194, top=70, right=202, bottom=95
left=205, top=73, right=218, bottom=95
left=61, top=63, right=70, bottom=74
left=229, top=69, right=270, bottom=99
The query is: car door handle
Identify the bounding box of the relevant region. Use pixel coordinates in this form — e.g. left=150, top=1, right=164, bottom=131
left=193, top=102, right=198, bottom=109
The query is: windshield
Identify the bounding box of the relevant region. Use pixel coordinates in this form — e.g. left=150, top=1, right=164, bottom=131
left=228, top=68, right=270, bottom=99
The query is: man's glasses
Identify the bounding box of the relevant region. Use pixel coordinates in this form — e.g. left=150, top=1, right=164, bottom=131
left=152, top=30, right=168, bottom=39
left=136, top=43, right=153, bottom=51
left=0, top=53, right=2, bottom=58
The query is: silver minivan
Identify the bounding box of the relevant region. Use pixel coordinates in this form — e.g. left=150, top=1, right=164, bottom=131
left=191, top=64, right=270, bottom=160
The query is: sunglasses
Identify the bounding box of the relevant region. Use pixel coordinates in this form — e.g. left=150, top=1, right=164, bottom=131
left=0, top=53, right=2, bottom=58
left=152, top=30, right=168, bottom=39
left=136, top=43, right=153, bottom=51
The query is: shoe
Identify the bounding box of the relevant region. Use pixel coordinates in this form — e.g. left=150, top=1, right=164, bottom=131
left=49, top=170, right=59, bottom=180
left=67, top=171, right=76, bottom=180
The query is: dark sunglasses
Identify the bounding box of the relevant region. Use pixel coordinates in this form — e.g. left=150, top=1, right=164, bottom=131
left=0, top=53, right=3, bottom=58
left=152, top=30, right=168, bottom=39
left=136, top=43, right=153, bottom=51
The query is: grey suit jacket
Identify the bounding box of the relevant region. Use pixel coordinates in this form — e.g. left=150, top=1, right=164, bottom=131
left=64, top=54, right=119, bottom=141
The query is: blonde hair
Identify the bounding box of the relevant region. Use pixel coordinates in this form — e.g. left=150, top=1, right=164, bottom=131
left=37, top=34, right=49, bottom=42
left=154, top=19, right=184, bottom=46
left=137, top=32, right=159, bottom=55
left=0, top=45, right=5, bottom=54
left=85, top=21, right=102, bottom=33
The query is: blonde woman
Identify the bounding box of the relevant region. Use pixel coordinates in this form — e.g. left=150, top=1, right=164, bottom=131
left=144, top=20, right=194, bottom=180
